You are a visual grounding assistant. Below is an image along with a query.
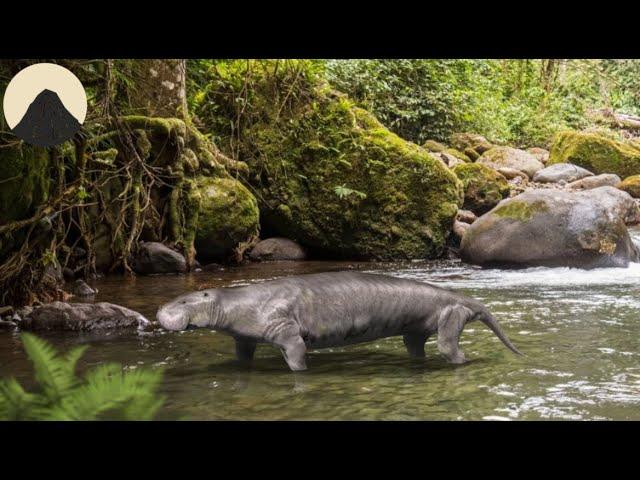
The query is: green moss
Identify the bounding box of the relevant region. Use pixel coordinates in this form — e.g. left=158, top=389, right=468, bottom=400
left=0, top=142, right=50, bottom=224
left=548, top=130, right=640, bottom=178
left=194, top=60, right=464, bottom=259
left=194, top=176, right=260, bottom=260
left=119, top=115, right=186, bottom=139
left=464, top=147, right=480, bottom=161
left=452, top=163, right=510, bottom=214
left=618, top=175, right=640, bottom=198
left=443, top=148, right=471, bottom=163
left=493, top=199, right=549, bottom=222
left=423, top=140, right=446, bottom=152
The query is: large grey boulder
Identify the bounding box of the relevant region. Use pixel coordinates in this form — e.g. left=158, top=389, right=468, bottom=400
left=21, top=302, right=150, bottom=331
left=532, top=163, right=593, bottom=184
left=477, top=147, right=545, bottom=178
left=460, top=186, right=640, bottom=269
left=249, top=238, right=307, bottom=261
left=132, top=242, right=187, bottom=274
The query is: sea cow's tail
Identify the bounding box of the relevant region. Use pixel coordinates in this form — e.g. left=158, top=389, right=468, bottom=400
left=479, top=311, right=523, bottom=356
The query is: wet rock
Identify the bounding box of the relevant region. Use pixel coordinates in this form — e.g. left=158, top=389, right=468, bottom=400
left=0, top=305, right=14, bottom=317
left=249, top=238, right=307, bottom=261
left=477, top=147, right=545, bottom=178
left=72, top=279, right=97, bottom=297
left=532, top=163, right=593, bottom=184
left=201, top=263, right=224, bottom=272
left=132, top=242, right=187, bottom=275
left=21, top=302, right=150, bottom=331
left=456, top=209, right=477, bottom=224
left=568, top=174, right=621, bottom=191
left=460, top=186, right=640, bottom=269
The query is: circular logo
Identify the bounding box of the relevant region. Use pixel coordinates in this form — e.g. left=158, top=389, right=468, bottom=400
left=3, top=62, right=87, bottom=147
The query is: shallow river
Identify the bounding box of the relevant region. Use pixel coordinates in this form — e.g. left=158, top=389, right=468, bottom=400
left=2, top=228, right=640, bottom=420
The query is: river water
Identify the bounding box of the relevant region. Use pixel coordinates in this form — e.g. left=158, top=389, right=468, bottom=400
left=1, top=228, right=639, bottom=420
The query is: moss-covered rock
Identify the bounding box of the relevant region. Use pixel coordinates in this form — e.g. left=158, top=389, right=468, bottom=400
left=452, top=163, right=510, bottom=214
left=194, top=176, right=259, bottom=260
left=450, top=133, right=493, bottom=156
left=461, top=187, right=640, bottom=269
left=618, top=175, right=640, bottom=198
left=195, top=61, right=463, bottom=259
left=443, top=148, right=471, bottom=163
left=423, top=140, right=446, bottom=152
left=548, top=131, right=640, bottom=178
left=0, top=140, right=50, bottom=224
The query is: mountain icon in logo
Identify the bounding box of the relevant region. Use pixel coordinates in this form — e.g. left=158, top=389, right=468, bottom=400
left=11, top=89, right=82, bottom=148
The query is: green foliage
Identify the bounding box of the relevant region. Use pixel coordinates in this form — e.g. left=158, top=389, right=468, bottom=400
left=325, top=59, right=640, bottom=148
left=0, top=333, right=164, bottom=420
left=334, top=184, right=367, bottom=200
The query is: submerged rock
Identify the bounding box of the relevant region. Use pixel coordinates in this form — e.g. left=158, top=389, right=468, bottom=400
left=72, top=279, right=97, bottom=297
left=477, top=147, right=545, bottom=179
left=452, top=163, right=510, bottom=214
left=548, top=131, right=640, bottom=178
left=460, top=187, right=640, bottom=269
left=568, top=174, right=621, bottom=191
left=532, top=163, right=593, bottom=184
left=21, top=302, right=150, bottom=331
left=132, top=242, right=187, bottom=274
left=618, top=175, right=640, bottom=198
left=249, top=238, right=307, bottom=261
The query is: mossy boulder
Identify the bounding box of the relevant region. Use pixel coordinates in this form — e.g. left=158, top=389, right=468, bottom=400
left=450, top=133, right=493, bottom=156
left=196, top=61, right=463, bottom=260
left=548, top=131, right=640, bottom=178
left=443, top=148, right=471, bottom=163
left=194, top=176, right=259, bottom=260
left=618, top=175, right=640, bottom=198
left=423, top=140, right=446, bottom=152
left=461, top=187, right=640, bottom=269
left=452, top=163, right=510, bottom=214
left=477, top=146, right=544, bottom=178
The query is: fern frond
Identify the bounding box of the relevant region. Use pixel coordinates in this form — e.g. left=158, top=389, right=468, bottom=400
left=0, top=377, right=39, bottom=420
left=21, top=333, right=79, bottom=402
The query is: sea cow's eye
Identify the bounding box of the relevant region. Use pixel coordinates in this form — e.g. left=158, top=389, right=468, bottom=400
left=203, top=293, right=209, bottom=297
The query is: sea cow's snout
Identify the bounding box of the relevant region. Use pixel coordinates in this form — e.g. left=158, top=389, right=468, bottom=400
left=156, top=303, right=190, bottom=331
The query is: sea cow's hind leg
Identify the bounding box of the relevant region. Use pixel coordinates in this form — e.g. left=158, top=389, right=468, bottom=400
left=437, top=305, right=472, bottom=364
left=403, top=333, right=429, bottom=358
left=235, top=338, right=257, bottom=363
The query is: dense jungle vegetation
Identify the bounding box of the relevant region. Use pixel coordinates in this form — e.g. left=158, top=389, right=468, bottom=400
left=2, top=59, right=640, bottom=307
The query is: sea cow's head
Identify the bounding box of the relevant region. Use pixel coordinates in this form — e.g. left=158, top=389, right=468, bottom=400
left=156, top=290, right=217, bottom=331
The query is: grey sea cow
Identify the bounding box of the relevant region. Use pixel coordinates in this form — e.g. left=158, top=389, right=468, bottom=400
left=157, top=272, right=521, bottom=371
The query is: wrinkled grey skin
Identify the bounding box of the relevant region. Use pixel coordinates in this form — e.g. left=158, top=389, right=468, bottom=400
left=157, top=272, right=521, bottom=371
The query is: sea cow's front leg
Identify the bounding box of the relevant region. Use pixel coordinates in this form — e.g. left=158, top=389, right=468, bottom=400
left=235, top=337, right=257, bottom=363
left=263, top=316, right=308, bottom=371
left=437, top=305, right=473, bottom=364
